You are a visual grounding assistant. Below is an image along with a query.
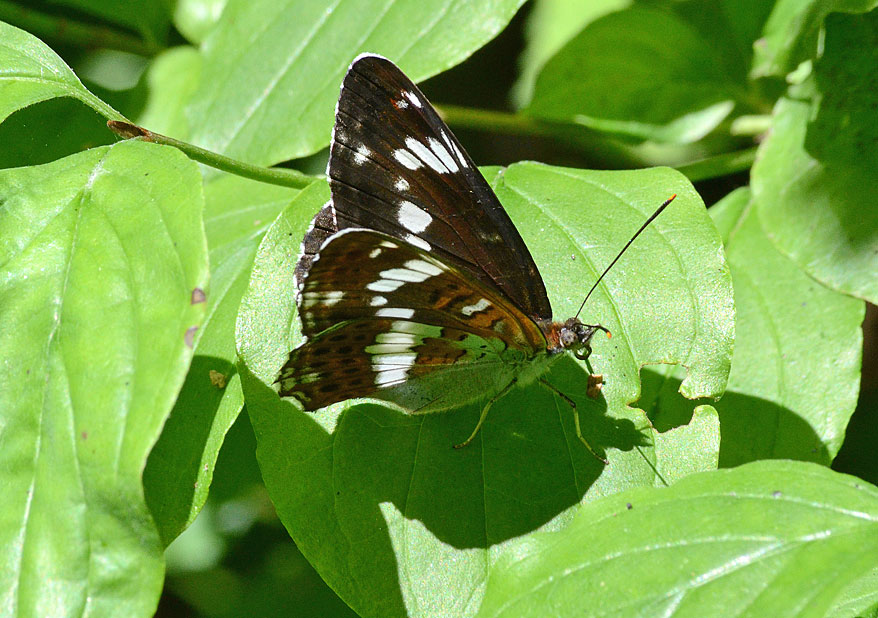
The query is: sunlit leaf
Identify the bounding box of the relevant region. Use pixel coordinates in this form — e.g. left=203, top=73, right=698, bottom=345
left=477, top=461, right=878, bottom=618
left=144, top=173, right=301, bottom=544
left=237, top=164, right=732, bottom=618
left=0, top=140, right=208, bottom=615
left=185, top=0, right=526, bottom=165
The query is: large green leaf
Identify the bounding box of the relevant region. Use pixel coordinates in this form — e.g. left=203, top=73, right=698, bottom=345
left=753, top=11, right=878, bottom=303
left=237, top=164, right=733, bottom=618
left=525, top=5, right=743, bottom=144
left=144, top=174, right=302, bottom=545
left=0, top=20, right=121, bottom=124
left=646, top=188, right=864, bottom=466
left=185, top=0, right=526, bottom=166
left=476, top=461, right=878, bottom=617
left=0, top=140, right=208, bottom=615
left=751, top=0, right=878, bottom=78
left=828, top=566, right=878, bottom=618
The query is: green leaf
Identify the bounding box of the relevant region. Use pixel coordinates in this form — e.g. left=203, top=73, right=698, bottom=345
left=647, top=188, right=864, bottom=466
left=476, top=461, right=878, bottom=618
left=753, top=11, right=878, bottom=303
left=512, top=0, right=627, bottom=107
left=0, top=140, right=208, bottom=615
left=0, top=20, right=122, bottom=124
left=652, top=406, right=720, bottom=486
left=185, top=0, right=527, bottom=165
left=493, top=165, right=733, bottom=398
left=144, top=174, right=301, bottom=545
left=237, top=164, right=733, bottom=618
left=525, top=5, right=741, bottom=143
left=751, top=0, right=878, bottom=78
left=828, top=566, right=878, bottom=618
left=136, top=46, right=202, bottom=139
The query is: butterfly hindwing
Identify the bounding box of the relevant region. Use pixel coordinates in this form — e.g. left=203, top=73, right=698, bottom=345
left=295, top=201, right=335, bottom=290
left=296, top=229, right=547, bottom=351
left=327, top=54, right=553, bottom=322
left=278, top=229, right=546, bottom=411
left=278, top=317, right=517, bottom=413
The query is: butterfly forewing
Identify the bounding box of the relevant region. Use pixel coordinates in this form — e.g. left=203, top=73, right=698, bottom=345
left=327, top=54, right=553, bottom=322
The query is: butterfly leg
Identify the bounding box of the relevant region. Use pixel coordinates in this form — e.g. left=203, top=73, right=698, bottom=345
left=453, top=378, right=518, bottom=449
left=538, top=378, right=609, bottom=465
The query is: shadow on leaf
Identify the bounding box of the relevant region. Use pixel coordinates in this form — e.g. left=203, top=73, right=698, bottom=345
left=638, top=366, right=830, bottom=467
left=240, top=355, right=647, bottom=618
left=145, top=354, right=238, bottom=545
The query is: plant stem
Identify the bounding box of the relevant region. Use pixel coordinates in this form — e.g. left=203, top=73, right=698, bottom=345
left=108, top=121, right=315, bottom=190
left=675, top=147, right=758, bottom=183
left=436, top=104, right=553, bottom=137
left=0, top=0, right=160, bottom=56
left=437, top=104, right=758, bottom=182
left=436, top=104, right=648, bottom=169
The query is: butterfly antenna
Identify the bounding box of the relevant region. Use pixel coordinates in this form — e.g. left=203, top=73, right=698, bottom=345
left=574, top=194, right=677, bottom=320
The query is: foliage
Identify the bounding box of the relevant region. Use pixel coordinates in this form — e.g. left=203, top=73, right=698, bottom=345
left=0, top=1, right=874, bottom=616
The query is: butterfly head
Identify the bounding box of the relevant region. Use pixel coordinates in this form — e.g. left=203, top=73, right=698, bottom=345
left=557, top=317, right=611, bottom=361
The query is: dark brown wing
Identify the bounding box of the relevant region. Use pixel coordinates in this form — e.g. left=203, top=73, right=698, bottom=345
left=319, top=53, right=552, bottom=322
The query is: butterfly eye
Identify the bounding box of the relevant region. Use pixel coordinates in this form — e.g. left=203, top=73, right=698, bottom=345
left=559, top=328, right=577, bottom=347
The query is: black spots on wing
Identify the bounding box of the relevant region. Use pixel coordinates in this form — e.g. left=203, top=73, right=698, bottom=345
left=457, top=333, right=467, bottom=341
left=350, top=377, right=365, bottom=386
left=343, top=366, right=359, bottom=375
left=428, top=288, right=442, bottom=305
left=314, top=346, right=330, bottom=355
left=337, top=345, right=353, bottom=355
left=448, top=292, right=472, bottom=308
left=329, top=333, right=348, bottom=342
left=353, top=333, right=368, bottom=342
left=320, top=383, right=340, bottom=393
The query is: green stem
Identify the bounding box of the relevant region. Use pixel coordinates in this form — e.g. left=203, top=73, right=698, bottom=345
left=0, top=0, right=160, bottom=56
left=435, top=104, right=646, bottom=169
left=437, top=104, right=758, bottom=182
left=108, top=121, right=315, bottom=190
left=436, top=104, right=556, bottom=137
left=675, top=147, right=758, bottom=183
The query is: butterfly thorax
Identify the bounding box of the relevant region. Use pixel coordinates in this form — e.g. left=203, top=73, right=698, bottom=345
left=540, top=317, right=608, bottom=360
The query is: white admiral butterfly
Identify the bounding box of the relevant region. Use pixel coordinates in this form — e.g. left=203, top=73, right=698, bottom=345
left=277, top=54, right=673, bottom=462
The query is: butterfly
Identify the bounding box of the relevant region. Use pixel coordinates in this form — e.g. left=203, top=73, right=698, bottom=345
left=277, top=54, right=673, bottom=462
